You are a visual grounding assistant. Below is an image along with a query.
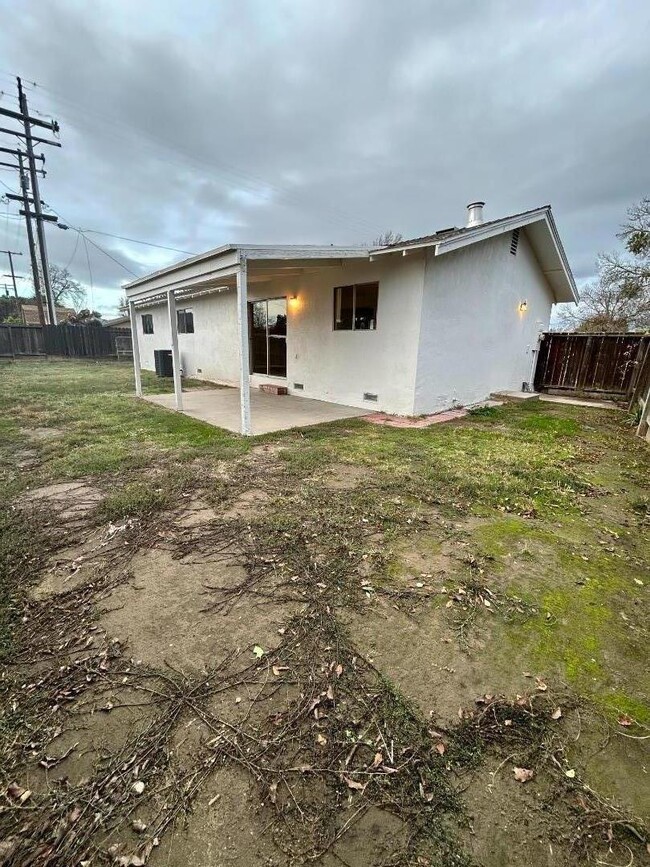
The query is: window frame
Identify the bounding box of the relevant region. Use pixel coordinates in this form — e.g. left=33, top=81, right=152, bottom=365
left=176, top=308, right=194, bottom=334
left=333, top=282, right=378, bottom=331
left=141, top=313, right=154, bottom=334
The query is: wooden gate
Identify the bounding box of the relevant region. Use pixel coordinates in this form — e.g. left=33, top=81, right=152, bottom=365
left=534, top=333, right=650, bottom=401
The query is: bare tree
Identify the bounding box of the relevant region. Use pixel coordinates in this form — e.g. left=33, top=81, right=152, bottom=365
left=372, top=230, right=404, bottom=247
left=32, top=265, right=86, bottom=309
left=558, top=198, right=649, bottom=332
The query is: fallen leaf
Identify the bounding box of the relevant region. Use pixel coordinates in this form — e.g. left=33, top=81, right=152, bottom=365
left=132, top=781, right=145, bottom=795
left=326, top=685, right=335, bottom=701
left=513, top=767, right=534, bottom=783
left=69, top=805, right=82, bottom=824
left=269, top=781, right=278, bottom=804
left=371, top=752, right=383, bottom=768
left=504, top=719, right=513, bottom=727
left=272, top=665, right=289, bottom=676
left=316, top=733, right=327, bottom=746
left=435, top=742, right=445, bottom=755
left=551, top=707, right=563, bottom=720
left=335, top=664, right=343, bottom=677
left=252, top=645, right=264, bottom=658
left=565, top=769, right=576, bottom=778
left=535, top=677, right=548, bottom=692
left=617, top=714, right=634, bottom=727
left=343, top=776, right=366, bottom=792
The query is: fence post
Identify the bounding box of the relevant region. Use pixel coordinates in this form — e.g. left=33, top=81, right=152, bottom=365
left=8, top=325, right=15, bottom=359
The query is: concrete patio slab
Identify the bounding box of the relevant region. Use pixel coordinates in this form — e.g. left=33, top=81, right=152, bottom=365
left=142, top=387, right=368, bottom=435
left=539, top=394, right=622, bottom=410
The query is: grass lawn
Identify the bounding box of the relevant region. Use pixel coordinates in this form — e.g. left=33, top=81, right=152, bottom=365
left=0, top=359, right=648, bottom=867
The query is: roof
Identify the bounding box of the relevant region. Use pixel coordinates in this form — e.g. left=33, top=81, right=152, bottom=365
left=371, top=205, right=578, bottom=303
left=105, top=315, right=131, bottom=327
left=21, top=303, right=76, bottom=325
left=372, top=205, right=547, bottom=251
left=124, top=204, right=577, bottom=305
left=124, top=244, right=369, bottom=292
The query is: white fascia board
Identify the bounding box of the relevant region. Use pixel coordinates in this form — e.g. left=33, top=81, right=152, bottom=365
left=124, top=244, right=370, bottom=294
left=124, top=244, right=237, bottom=290
left=126, top=262, right=240, bottom=302
left=244, top=246, right=369, bottom=260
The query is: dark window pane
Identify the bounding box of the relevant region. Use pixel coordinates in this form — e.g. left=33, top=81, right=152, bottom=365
left=176, top=310, right=185, bottom=333
left=250, top=301, right=267, bottom=373
left=354, top=283, right=378, bottom=330
left=334, top=285, right=353, bottom=330
left=185, top=310, right=194, bottom=333
left=251, top=301, right=267, bottom=334
left=268, top=333, right=287, bottom=376
left=267, top=298, right=287, bottom=336
left=141, top=314, right=153, bottom=334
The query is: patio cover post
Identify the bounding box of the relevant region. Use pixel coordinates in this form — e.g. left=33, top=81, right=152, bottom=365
left=236, top=255, right=252, bottom=435
left=166, top=288, right=183, bottom=411
left=128, top=300, right=142, bottom=397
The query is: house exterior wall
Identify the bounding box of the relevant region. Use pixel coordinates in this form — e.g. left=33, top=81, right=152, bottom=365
left=413, top=230, right=553, bottom=414
left=135, top=290, right=240, bottom=385
left=136, top=255, right=425, bottom=415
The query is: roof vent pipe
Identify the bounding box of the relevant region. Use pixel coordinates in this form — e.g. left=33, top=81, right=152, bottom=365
left=466, top=201, right=485, bottom=228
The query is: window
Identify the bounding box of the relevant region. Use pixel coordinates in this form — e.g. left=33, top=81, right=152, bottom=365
left=249, top=297, right=287, bottom=376
left=177, top=308, right=194, bottom=333
left=333, top=282, right=378, bottom=330
left=141, top=313, right=154, bottom=334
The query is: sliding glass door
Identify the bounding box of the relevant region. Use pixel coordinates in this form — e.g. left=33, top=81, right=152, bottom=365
left=250, top=297, right=287, bottom=377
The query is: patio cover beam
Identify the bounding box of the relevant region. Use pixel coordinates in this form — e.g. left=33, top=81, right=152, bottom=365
left=167, top=289, right=183, bottom=411
left=236, top=255, right=252, bottom=435
left=128, top=300, right=142, bottom=397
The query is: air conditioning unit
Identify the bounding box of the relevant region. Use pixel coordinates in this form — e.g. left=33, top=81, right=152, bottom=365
left=154, top=349, right=173, bottom=377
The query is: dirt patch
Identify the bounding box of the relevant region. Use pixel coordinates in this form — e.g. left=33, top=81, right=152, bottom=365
left=346, top=598, right=532, bottom=725
left=222, top=488, right=273, bottom=520
left=317, top=463, right=372, bottom=491
left=152, top=766, right=287, bottom=867
left=25, top=689, right=157, bottom=790
left=320, top=807, right=409, bottom=866
left=19, top=481, right=103, bottom=522
left=460, top=765, right=573, bottom=867
left=30, top=521, right=133, bottom=600
left=99, top=548, right=297, bottom=671
left=174, top=498, right=218, bottom=528
left=21, top=427, right=64, bottom=441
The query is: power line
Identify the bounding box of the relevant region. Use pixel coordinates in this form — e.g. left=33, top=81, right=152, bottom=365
left=26, top=77, right=384, bottom=238
left=81, top=228, right=192, bottom=255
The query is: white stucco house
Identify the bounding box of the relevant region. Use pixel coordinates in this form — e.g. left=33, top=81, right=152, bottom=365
left=125, top=202, right=578, bottom=435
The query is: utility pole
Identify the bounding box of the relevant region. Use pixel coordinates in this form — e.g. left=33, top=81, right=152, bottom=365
left=18, top=154, right=45, bottom=325
left=17, top=78, right=57, bottom=325
left=1, top=249, right=22, bottom=297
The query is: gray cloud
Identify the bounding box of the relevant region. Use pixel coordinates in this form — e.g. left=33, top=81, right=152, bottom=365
left=1, top=0, right=649, bottom=315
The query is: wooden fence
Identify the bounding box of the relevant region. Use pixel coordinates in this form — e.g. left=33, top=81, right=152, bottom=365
left=0, top=324, right=132, bottom=359
left=534, top=332, right=650, bottom=402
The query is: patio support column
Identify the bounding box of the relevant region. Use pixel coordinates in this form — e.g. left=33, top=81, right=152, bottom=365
left=167, top=288, right=183, bottom=411
left=128, top=300, right=142, bottom=397
left=236, top=255, right=252, bottom=435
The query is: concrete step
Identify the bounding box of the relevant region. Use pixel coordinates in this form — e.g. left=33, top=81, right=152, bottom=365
left=259, top=383, right=288, bottom=396
left=490, top=390, right=540, bottom=402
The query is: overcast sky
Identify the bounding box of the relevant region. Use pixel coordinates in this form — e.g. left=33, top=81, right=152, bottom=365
left=1, top=0, right=649, bottom=317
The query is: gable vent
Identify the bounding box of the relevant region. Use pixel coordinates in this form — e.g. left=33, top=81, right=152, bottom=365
left=363, top=392, right=378, bottom=402
left=293, top=382, right=304, bottom=390
left=510, top=228, right=520, bottom=256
